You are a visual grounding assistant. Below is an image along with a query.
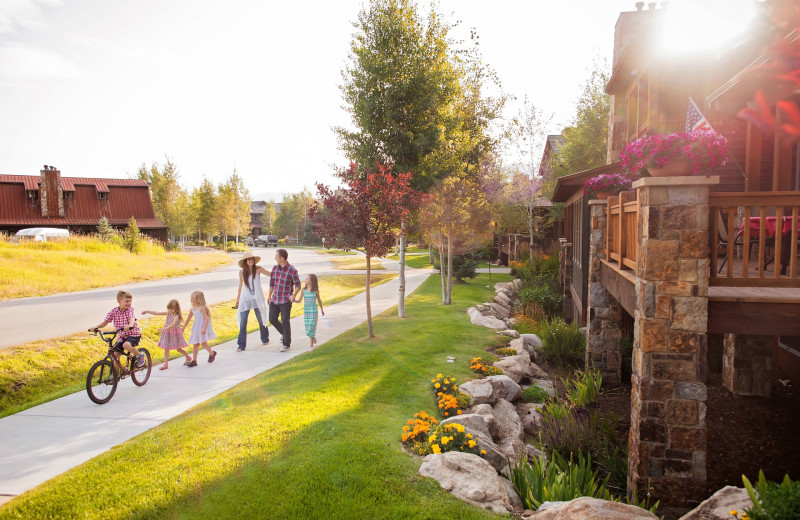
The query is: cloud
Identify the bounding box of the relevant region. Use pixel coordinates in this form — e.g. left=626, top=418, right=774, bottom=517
left=0, top=0, right=63, bottom=34
left=0, top=44, right=79, bottom=81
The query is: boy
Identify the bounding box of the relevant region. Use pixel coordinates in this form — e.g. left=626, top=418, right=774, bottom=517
left=92, top=290, right=146, bottom=367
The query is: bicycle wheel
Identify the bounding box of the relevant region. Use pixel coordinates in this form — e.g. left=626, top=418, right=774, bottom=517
left=86, top=360, right=118, bottom=404
left=131, top=348, right=152, bottom=386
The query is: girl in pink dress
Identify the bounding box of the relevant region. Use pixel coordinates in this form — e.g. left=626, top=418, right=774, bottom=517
left=142, top=300, right=191, bottom=370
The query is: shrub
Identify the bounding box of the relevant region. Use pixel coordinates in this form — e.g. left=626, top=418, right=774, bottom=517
left=522, top=385, right=550, bottom=404
left=538, top=318, right=585, bottom=366
left=563, top=369, right=603, bottom=408
left=401, top=411, right=438, bottom=455
left=519, top=285, right=562, bottom=317
left=123, top=216, right=142, bottom=253
left=740, top=471, right=800, bottom=520
left=427, top=423, right=479, bottom=455
left=470, top=357, right=503, bottom=377
left=507, top=451, right=613, bottom=511
left=513, top=312, right=540, bottom=334
left=431, top=373, right=458, bottom=395
left=433, top=251, right=479, bottom=281
left=539, top=402, right=598, bottom=458
left=496, top=347, right=517, bottom=357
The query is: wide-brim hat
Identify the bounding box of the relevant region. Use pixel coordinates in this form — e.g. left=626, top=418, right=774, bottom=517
left=238, top=251, right=261, bottom=268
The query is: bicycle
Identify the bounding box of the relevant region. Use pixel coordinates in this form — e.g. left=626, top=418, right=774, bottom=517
left=85, top=328, right=152, bottom=404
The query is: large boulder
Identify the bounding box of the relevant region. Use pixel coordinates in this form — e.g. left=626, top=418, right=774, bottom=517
left=679, top=486, right=753, bottom=520
left=517, top=402, right=545, bottom=436
left=509, top=337, right=528, bottom=354
left=472, top=432, right=508, bottom=474
left=495, top=290, right=513, bottom=308
left=500, top=476, right=524, bottom=511
left=493, top=356, right=529, bottom=383
left=471, top=314, right=507, bottom=330
left=419, top=452, right=512, bottom=515
left=487, top=302, right=512, bottom=321
left=520, top=334, right=543, bottom=350
left=466, top=404, right=497, bottom=437
left=525, top=497, right=659, bottom=519
left=467, top=307, right=483, bottom=321
left=492, top=398, right=525, bottom=443
left=460, top=376, right=522, bottom=405
left=441, top=413, right=492, bottom=440
left=496, top=436, right=524, bottom=462
left=497, top=329, right=521, bottom=339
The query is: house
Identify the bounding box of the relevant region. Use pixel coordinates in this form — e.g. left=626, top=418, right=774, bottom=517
left=551, top=1, right=800, bottom=506
left=249, top=200, right=282, bottom=237
left=0, top=166, right=167, bottom=242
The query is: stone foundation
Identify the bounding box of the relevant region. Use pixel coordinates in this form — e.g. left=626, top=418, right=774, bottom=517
left=722, top=334, right=774, bottom=397
left=559, top=239, right=574, bottom=322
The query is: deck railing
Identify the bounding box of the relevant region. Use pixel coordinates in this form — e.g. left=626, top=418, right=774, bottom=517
left=710, top=192, right=800, bottom=287
left=605, top=190, right=638, bottom=272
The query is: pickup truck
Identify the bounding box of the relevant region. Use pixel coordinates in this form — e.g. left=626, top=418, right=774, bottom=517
left=254, top=235, right=279, bottom=247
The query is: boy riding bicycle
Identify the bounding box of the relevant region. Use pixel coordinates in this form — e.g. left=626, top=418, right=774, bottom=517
left=91, top=290, right=145, bottom=368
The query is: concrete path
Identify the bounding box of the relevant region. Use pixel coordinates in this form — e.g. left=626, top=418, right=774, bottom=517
left=0, top=269, right=429, bottom=503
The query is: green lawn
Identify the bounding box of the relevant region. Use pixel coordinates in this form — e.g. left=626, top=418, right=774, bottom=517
left=0, top=274, right=511, bottom=519
left=0, top=274, right=395, bottom=418
left=386, top=254, right=433, bottom=269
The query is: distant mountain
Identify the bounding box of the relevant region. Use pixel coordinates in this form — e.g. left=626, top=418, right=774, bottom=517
left=251, top=192, right=288, bottom=203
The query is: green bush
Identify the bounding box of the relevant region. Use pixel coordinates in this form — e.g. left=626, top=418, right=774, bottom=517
left=519, top=285, right=562, bottom=317
left=563, top=369, right=603, bottom=408
left=432, top=251, right=479, bottom=281
left=539, top=402, right=600, bottom=458
left=538, top=318, right=585, bottom=366
left=507, top=451, right=613, bottom=511
left=742, top=471, right=800, bottom=520
left=522, top=385, right=550, bottom=404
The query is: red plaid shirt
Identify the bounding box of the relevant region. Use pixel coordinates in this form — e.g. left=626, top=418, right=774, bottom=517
left=269, top=263, right=301, bottom=305
left=104, top=306, right=141, bottom=339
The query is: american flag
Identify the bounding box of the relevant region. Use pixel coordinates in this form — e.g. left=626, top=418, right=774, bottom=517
left=686, top=97, right=714, bottom=133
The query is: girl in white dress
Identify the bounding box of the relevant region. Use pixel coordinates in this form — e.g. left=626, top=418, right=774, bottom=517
left=234, top=251, right=271, bottom=351
left=182, top=290, right=217, bottom=367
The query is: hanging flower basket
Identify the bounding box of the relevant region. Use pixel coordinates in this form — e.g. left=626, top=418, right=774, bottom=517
left=583, top=173, right=634, bottom=199
left=620, top=131, right=728, bottom=177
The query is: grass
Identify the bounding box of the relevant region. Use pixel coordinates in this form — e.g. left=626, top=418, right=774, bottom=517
left=0, top=273, right=511, bottom=519
left=316, top=248, right=357, bottom=255
left=0, top=274, right=396, bottom=418
left=385, top=254, right=434, bottom=269
left=0, top=235, right=230, bottom=300
left=327, top=256, right=385, bottom=270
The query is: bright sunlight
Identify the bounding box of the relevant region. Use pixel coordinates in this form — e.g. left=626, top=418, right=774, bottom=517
left=656, top=0, right=759, bottom=55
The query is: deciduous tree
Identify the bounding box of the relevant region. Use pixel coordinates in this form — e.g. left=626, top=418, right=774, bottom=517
left=313, top=163, right=421, bottom=337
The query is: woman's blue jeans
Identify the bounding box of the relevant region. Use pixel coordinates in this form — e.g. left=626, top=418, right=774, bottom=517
left=238, top=308, right=269, bottom=349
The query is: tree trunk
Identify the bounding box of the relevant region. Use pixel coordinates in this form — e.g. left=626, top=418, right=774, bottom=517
left=398, top=225, right=406, bottom=318
left=445, top=224, right=453, bottom=305
left=438, top=232, right=447, bottom=304
left=366, top=255, right=374, bottom=338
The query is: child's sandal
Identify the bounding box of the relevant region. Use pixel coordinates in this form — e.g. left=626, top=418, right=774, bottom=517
left=159, top=365, right=169, bottom=371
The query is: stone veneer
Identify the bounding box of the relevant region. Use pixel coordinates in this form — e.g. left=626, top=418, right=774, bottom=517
left=627, top=176, right=717, bottom=507
left=585, top=199, right=622, bottom=384
left=39, top=167, right=64, bottom=218
left=558, top=238, right=574, bottom=322
left=722, top=334, right=774, bottom=397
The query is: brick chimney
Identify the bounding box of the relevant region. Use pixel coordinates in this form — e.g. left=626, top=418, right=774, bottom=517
left=39, top=165, right=65, bottom=218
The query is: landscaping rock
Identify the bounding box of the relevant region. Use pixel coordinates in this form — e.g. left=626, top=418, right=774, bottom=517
left=473, top=432, right=508, bottom=474
left=520, top=333, right=543, bottom=349
left=509, top=337, right=527, bottom=354
left=419, top=452, right=512, bottom=515
left=678, top=486, right=753, bottom=520
left=460, top=379, right=496, bottom=405
left=467, top=307, right=482, bottom=320
left=514, top=279, right=522, bottom=291
left=485, top=375, right=523, bottom=402
left=495, top=291, right=513, bottom=307
left=500, top=476, right=524, bottom=511
left=441, top=413, right=492, bottom=440
left=524, top=497, right=659, bottom=519
left=497, top=329, right=520, bottom=338
left=524, top=444, right=547, bottom=465
left=470, top=316, right=507, bottom=330
left=529, top=378, right=555, bottom=398
left=528, top=361, right=550, bottom=379
left=517, top=402, right=545, bottom=436
left=491, top=398, right=525, bottom=443
left=493, top=356, right=528, bottom=383
left=496, top=436, right=524, bottom=462
left=466, top=404, right=497, bottom=437
left=470, top=314, right=507, bottom=330
left=487, top=302, right=511, bottom=320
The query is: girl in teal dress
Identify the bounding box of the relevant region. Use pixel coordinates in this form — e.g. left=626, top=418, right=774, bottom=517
left=295, top=274, right=324, bottom=349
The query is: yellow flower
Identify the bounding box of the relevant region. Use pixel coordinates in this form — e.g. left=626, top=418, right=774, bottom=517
left=481, top=450, right=486, bottom=455
left=466, top=433, right=472, bottom=439
left=431, top=444, right=441, bottom=454
left=443, top=379, right=449, bottom=384
left=730, top=512, right=738, bottom=517
left=468, top=440, right=476, bottom=448
left=437, top=373, right=443, bottom=378
left=741, top=514, right=749, bottom=520
left=434, top=383, right=440, bottom=388
left=441, top=436, right=450, bottom=445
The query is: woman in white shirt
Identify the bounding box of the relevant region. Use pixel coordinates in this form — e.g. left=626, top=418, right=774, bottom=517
left=234, top=251, right=271, bottom=351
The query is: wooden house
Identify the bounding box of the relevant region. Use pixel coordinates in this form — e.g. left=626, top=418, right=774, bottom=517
left=551, top=1, right=800, bottom=506
left=0, top=166, right=167, bottom=242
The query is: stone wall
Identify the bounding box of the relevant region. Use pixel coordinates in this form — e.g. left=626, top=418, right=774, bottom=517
left=722, top=334, right=774, bottom=397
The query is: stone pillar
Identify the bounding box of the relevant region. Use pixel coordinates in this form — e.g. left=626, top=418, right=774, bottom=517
left=628, top=176, right=717, bottom=507
left=722, top=334, right=774, bottom=397
left=559, top=239, right=574, bottom=322
left=585, top=199, right=622, bottom=384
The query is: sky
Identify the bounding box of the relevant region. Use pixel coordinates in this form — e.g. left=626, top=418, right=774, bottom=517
left=0, top=0, right=674, bottom=198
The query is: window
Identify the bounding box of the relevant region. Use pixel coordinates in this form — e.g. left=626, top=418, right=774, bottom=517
left=98, top=192, right=108, bottom=200
left=64, top=191, right=74, bottom=200
left=26, top=190, right=38, bottom=200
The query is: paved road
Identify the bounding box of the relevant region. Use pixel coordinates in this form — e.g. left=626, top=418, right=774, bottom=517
left=0, top=247, right=395, bottom=349
left=0, top=269, right=429, bottom=502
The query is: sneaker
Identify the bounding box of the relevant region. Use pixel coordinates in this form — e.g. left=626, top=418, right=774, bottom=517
left=280, top=346, right=290, bottom=352
left=136, top=353, right=146, bottom=367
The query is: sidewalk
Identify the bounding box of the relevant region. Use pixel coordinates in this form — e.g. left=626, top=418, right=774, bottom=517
left=0, top=270, right=430, bottom=503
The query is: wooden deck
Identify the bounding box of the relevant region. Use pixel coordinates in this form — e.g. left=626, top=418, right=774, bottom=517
left=707, top=282, right=800, bottom=335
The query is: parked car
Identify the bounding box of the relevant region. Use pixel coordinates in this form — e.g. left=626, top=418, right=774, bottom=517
left=265, top=235, right=279, bottom=247
left=15, top=227, right=70, bottom=242
left=245, top=236, right=254, bottom=246
left=253, top=235, right=279, bottom=247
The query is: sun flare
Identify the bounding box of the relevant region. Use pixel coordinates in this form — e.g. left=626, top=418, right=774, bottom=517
left=656, top=0, right=760, bottom=54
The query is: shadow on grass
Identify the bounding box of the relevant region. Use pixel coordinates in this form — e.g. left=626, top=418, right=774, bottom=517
left=0, top=275, right=512, bottom=520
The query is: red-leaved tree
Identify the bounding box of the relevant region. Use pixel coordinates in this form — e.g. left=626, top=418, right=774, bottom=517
left=313, top=163, right=422, bottom=337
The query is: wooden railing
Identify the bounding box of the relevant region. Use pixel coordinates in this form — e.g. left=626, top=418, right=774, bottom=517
left=710, top=192, right=800, bottom=287
left=605, top=190, right=638, bottom=272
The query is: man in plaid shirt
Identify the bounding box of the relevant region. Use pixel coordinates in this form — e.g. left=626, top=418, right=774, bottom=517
left=268, top=249, right=302, bottom=352
left=91, top=289, right=146, bottom=366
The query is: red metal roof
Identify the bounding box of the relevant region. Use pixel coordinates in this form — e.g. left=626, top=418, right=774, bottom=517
left=0, top=174, right=149, bottom=193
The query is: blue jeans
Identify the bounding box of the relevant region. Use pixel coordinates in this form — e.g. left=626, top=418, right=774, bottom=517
left=269, top=301, right=292, bottom=347
left=237, top=308, right=269, bottom=349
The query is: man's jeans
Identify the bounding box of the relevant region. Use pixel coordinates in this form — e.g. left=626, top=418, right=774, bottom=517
left=238, top=308, right=269, bottom=349
left=269, top=301, right=292, bottom=347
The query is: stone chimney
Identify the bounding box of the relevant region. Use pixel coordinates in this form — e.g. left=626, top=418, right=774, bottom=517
left=39, top=165, right=65, bottom=218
